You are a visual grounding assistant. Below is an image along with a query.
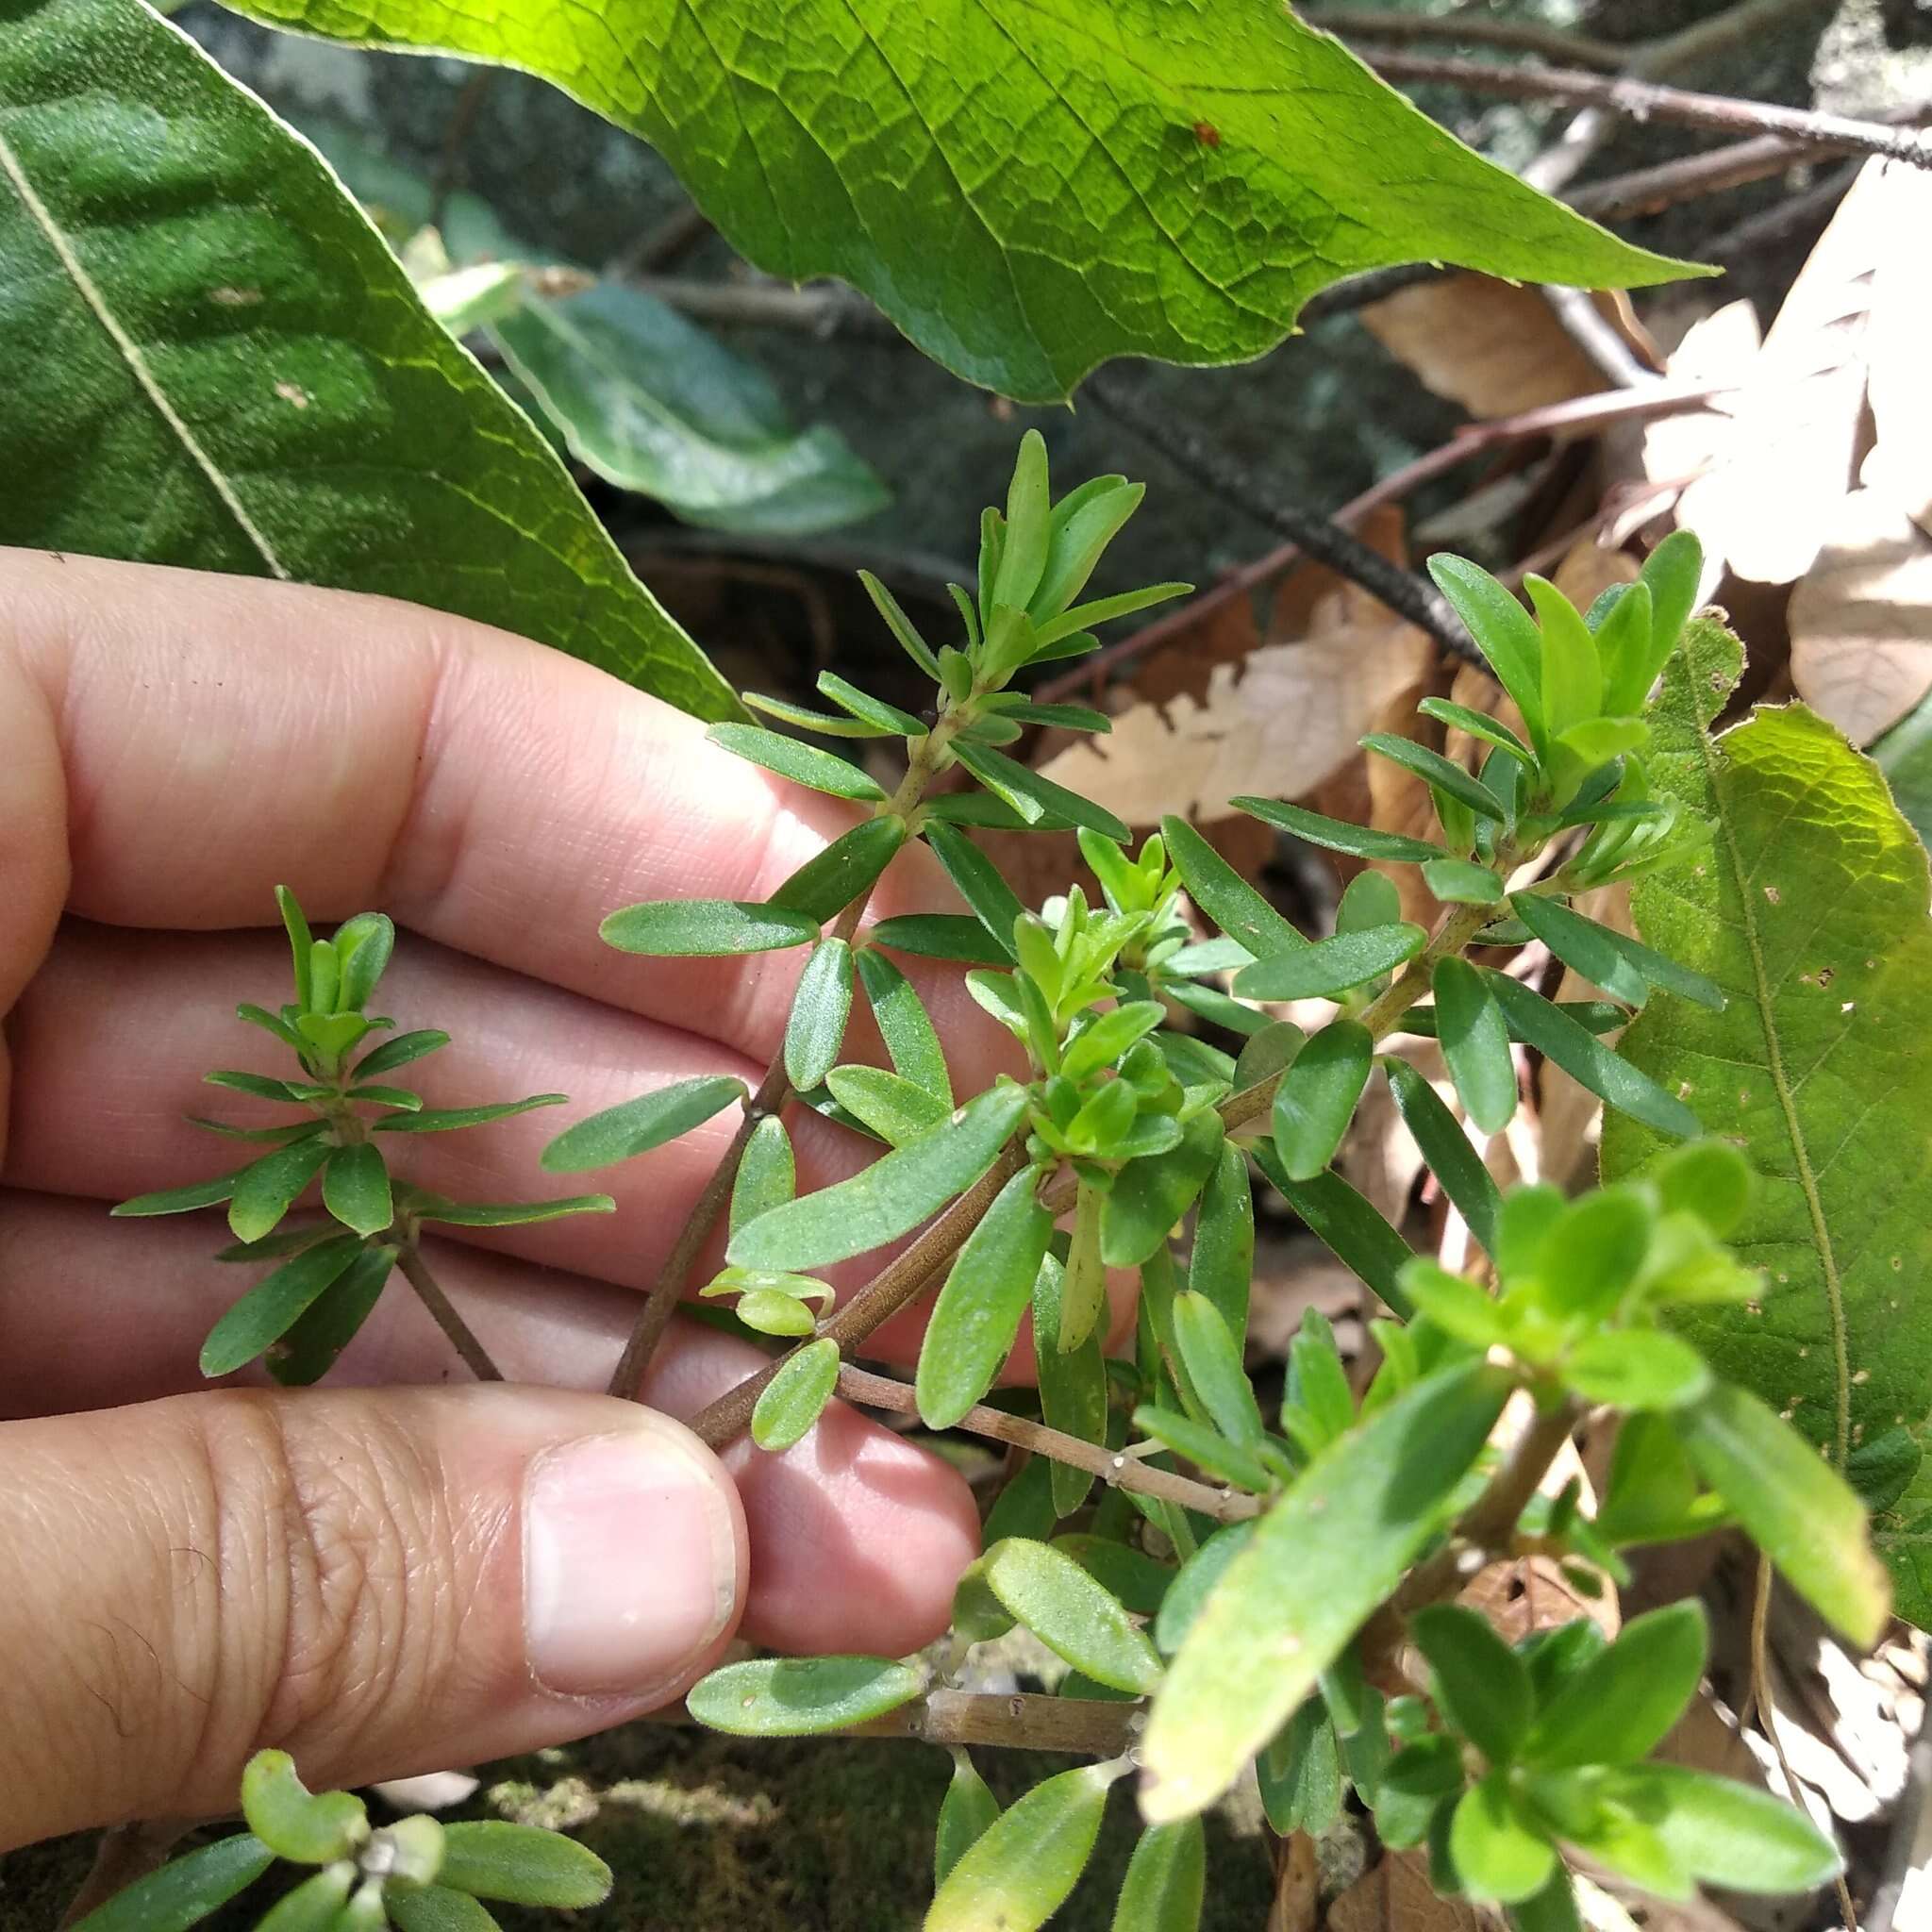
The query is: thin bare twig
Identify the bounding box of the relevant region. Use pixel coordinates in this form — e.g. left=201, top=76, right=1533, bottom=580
left=837, top=1365, right=1262, bottom=1524
left=654, top=1687, right=1143, bottom=1756
left=1308, top=8, right=1624, bottom=69
left=396, top=1243, right=504, bottom=1381
left=1367, top=52, right=1932, bottom=170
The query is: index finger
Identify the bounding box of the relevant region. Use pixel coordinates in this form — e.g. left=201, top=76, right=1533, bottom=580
left=0, top=548, right=997, bottom=1073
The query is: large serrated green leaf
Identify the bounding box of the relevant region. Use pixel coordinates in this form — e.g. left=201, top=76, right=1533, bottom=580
left=1604, top=620, right=1932, bottom=1624
left=0, top=0, right=738, bottom=721
left=214, top=0, right=1691, bottom=406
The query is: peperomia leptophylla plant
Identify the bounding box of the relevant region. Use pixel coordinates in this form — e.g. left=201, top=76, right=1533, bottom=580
left=72, top=1749, right=610, bottom=1931
left=112, top=889, right=612, bottom=1384
left=105, top=441, right=1892, bottom=1931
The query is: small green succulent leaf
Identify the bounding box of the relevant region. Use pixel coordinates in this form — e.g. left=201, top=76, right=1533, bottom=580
left=600, top=899, right=822, bottom=956
left=985, top=1538, right=1164, bottom=1695
left=708, top=724, right=887, bottom=801
left=353, top=1030, right=451, bottom=1080
left=541, top=1076, right=746, bottom=1173
left=386, top=1887, right=504, bottom=1932
left=70, top=1833, right=275, bottom=1932
left=1171, top=1291, right=1263, bottom=1448
left=1427, top=558, right=1546, bottom=747
left=1520, top=1600, right=1707, bottom=1770
left=856, top=949, right=953, bottom=1104
left=1431, top=957, right=1517, bottom=1136
left=433, top=1822, right=612, bottom=1908
left=785, top=938, right=856, bottom=1091
left=926, top=1763, right=1124, bottom=1932
left=730, top=1081, right=1027, bottom=1270
left=1254, top=1145, right=1416, bottom=1320
left=1141, top=1361, right=1511, bottom=1822
left=1111, top=1818, right=1206, bottom=1932
left=1273, top=1021, right=1373, bottom=1181
left=227, top=1138, right=334, bottom=1244
left=252, top=1864, right=357, bottom=1932
left=1257, top=1698, right=1343, bottom=1838
left=241, top=1751, right=369, bottom=1864
left=1235, top=796, right=1446, bottom=865
left=1103, top=1111, right=1225, bottom=1270
left=1409, top=1605, right=1532, bottom=1766
left=1234, top=924, right=1426, bottom=1001
left=1035, top=1250, right=1110, bottom=1517
left=770, top=818, right=908, bottom=924
left=1451, top=1773, right=1557, bottom=1906
left=321, top=1142, right=392, bottom=1238
left=112, top=1169, right=248, bottom=1218
left=936, top=1750, right=1001, bottom=1890
left=1510, top=891, right=1723, bottom=1011
left=924, top=822, right=1026, bottom=961
left=688, top=1656, right=925, bottom=1736
left=1563, top=1329, right=1711, bottom=1411
left=374, top=1095, right=569, bottom=1136
left=1161, top=816, right=1308, bottom=958
left=751, top=1338, right=843, bottom=1452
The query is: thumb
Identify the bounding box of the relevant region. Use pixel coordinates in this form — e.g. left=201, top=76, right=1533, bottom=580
left=0, top=1384, right=746, bottom=1850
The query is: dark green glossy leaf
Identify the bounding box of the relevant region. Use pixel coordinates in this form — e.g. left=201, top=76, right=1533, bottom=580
left=1484, top=972, right=1698, bottom=1140
left=924, top=821, right=1025, bottom=960
left=412, top=1194, right=614, bottom=1227
left=1189, top=1141, right=1254, bottom=1341
left=322, top=1141, right=391, bottom=1237
left=1235, top=924, right=1425, bottom=1000
left=869, top=913, right=1011, bottom=965
left=1432, top=956, right=1517, bottom=1135
left=816, top=671, right=924, bottom=735
left=687, top=1655, right=924, bottom=1736
left=1131, top=1406, right=1276, bottom=1495
left=784, top=938, right=855, bottom=1091
left=185, top=1117, right=325, bottom=1147
left=770, top=817, right=908, bottom=924
left=858, top=568, right=941, bottom=677
left=1254, top=1144, right=1415, bottom=1319
left=228, top=1137, right=333, bottom=1243
left=1383, top=1057, right=1502, bottom=1256
left=1273, top=1021, right=1372, bottom=1181
left=267, top=1242, right=395, bottom=1386
left=200, top=1234, right=365, bottom=1375
left=917, top=1166, right=1053, bottom=1427
left=434, top=1821, right=612, bottom=1908
left=1417, top=698, right=1534, bottom=764
left=1142, top=1362, right=1511, bottom=1821
left=751, top=1336, right=842, bottom=1452
left=112, top=1168, right=246, bottom=1218
left=1409, top=1605, right=1531, bottom=1765
left=600, top=898, right=821, bottom=956
left=1172, top=1291, right=1262, bottom=1448
left=206, top=1070, right=308, bottom=1104
left=540, top=1075, right=746, bottom=1173
left=746, top=691, right=894, bottom=739
left=1102, top=1110, right=1224, bottom=1269
left=353, top=1029, right=451, bottom=1079
left=708, top=724, right=886, bottom=801
left=1510, top=891, right=1724, bottom=1011
left=1360, top=736, right=1508, bottom=824
left=953, top=741, right=1130, bottom=841
left=856, top=948, right=952, bottom=1103
left=1231, top=796, right=1445, bottom=864
left=729, top=1082, right=1026, bottom=1269
left=70, top=1833, right=274, bottom=1932
left=1161, top=816, right=1307, bottom=958
left=1674, top=1382, right=1890, bottom=1646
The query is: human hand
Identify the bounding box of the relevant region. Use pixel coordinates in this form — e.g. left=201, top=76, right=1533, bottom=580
left=0, top=549, right=1024, bottom=1852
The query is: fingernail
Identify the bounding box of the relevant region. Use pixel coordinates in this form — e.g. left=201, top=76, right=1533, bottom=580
left=524, top=1425, right=740, bottom=1697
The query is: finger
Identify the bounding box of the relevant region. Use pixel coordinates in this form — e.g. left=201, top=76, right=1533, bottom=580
left=0, top=1382, right=751, bottom=1848
left=8, top=922, right=1018, bottom=1297
left=0, top=549, right=1001, bottom=1070
left=0, top=1191, right=982, bottom=1662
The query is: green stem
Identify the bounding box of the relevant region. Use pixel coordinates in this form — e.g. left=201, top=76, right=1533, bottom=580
left=396, top=1241, right=504, bottom=1382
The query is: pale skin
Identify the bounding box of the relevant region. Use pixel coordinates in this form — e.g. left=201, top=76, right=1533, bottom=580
left=0, top=548, right=1125, bottom=1853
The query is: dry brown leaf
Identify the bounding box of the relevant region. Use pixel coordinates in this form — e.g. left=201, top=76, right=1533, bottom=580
left=1790, top=488, right=1932, bottom=744
left=1328, top=1851, right=1491, bottom=1932
left=1039, top=585, right=1431, bottom=824
left=1672, top=160, right=1932, bottom=586
left=1641, top=298, right=1761, bottom=495
left=1359, top=274, right=1611, bottom=418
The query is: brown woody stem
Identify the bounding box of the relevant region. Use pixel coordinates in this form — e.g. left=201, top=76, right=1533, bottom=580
left=396, top=1241, right=504, bottom=1381
left=654, top=1687, right=1141, bottom=1757
left=837, top=1365, right=1262, bottom=1524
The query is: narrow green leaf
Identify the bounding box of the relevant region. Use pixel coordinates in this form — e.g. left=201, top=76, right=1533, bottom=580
left=924, top=821, right=1025, bottom=960
left=237, top=1002, right=308, bottom=1053
left=1102, top=1110, right=1225, bottom=1270
left=412, top=1195, right=614, bottom=1227
left=434, top=1822, right=611, bottom=1908
left=920, top=791, right=1034, bottom=829
left=1111, top=1820, right=1205, bottom=1932
left=728, top=1115, right=795, bottom=1240
left=1485, top=972, right=1698, bottom=1140
left=936, top=1751, right=1000, bottom=1890
left=870, top=913, right=1012, bottom=965
left=1254, top=1144, right=1416, bottom=1319
left=1172, top=1291, right=1262, bottom=1448
left=1035, top=581, right=1189, bottom=648
left=71, top=1833, right=275, bottom=1932
left=1006, top=700, right=1113, bottom=733
left=353, top=1029, right=451, bottom=1079
left=1524, top=575, right=1601, bottom=740
left=1451, top=1773, right=1557, bottom=1905
left=746, top=691, right=896, bottom=738
left=1235, top=796, right=1445, bottom=864
left=200, top=1235, right=366, bottom=1376
left=1058, top=1174, right=1109, bottom=1352
left=1595, top=1764, right=1841, bottom=1893
left=953, top=741, right=1130, bottom=841
left=770, top=817, right=908, bottom=924
left=375, top=1094, right=566, bottom=1134
left=276, top=886, right=316, bottom=1011
left=228, top=1138, right=333, bottom=1243
left=540, top=1076, right=746, bottom=1173
left=1273, top=1021, right=1372, bottom=1181
left=1154, top=1524, right=1256, bottom=1657
left=817, top=671, right=925, bottom=736
left=1141, top=1362, right=1512, bottom=1821
left=206, top=1070, right=309, bottom=1104
left=346, top=1084, right=422, bottom=1112
left=1131, top=1406, right=1275, bottom=1494
left=751, top=1337, right=842, bottom=1452
left=708, top=724, right=886, bottom=802
left=1383, top=1058, right=1502, bottom=1256
left=600, top=899, right=821, bottom=956
left=1427, top=558, right=1547, bottom=746
left=1257, top=1699, right=1343, bottom=1838
left=1062, top=1002, right=1166, bottom=1086
left=1409, top=1605, right=1532, bottom=1766
left=825, top=1065, right=950, bottom=1145
left=1589, top=578, right=1656, bottom=723
left=1520, top=1601, right=1707, bottom=1771
left=113, top=1169, right=246, bottom=1218
left=1432, top=957, right=1517, bottom=1135
left=688, top=1656, right=924, bottom=1736
left=1423, top=859, right=1505, bottom=906
left=241, top=1749, right=368, bottom=1864
left=267, top=1244, right=396, bottom=1386
left=1161, top=815, right=1308, bottom=958
left=322, top=1141, right=392, bottom=1237
left=0, top=0, right=740, bottom=717
left=1418, top=698, right=1535, bottom=764
left=858, top=568, right=941, bottom=677
left=1360, top=737, right=1508, bottom=824
left=1511, top=892, right=1724, bottom=1011
left=386, top=1889, right=502, bottom=1932
left=253, top=1865, right=356, bottom=1932
left=729, top=1082, right=1026, bottom=1270
left=1189, top=1142, right=1255, bottom=1341
left=917, top=1167, right=1053, bottom=1428
left=1235, top=924, right=1425, bottom=1000
left=985, top=1538, right=1163, bottom=1694
left=186, top=1117, right=325, bottom=1147
left=784, top=938, right=855, bottom=1091
left=1035, top=1249, right=1109, bottom=1517
left=1563, top=1329, right=1711, bottom=1411
left=856, top=948, right=953, bottom=1104
left=927, top=1763, right=1123, bottom=1932
left=1674, top=1382, right=1890, bottom=1646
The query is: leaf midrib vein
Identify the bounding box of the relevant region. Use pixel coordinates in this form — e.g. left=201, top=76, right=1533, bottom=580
left=0, top=114, right=288, bottom=580
left=1699, top=707, right=1852, bottom=1463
